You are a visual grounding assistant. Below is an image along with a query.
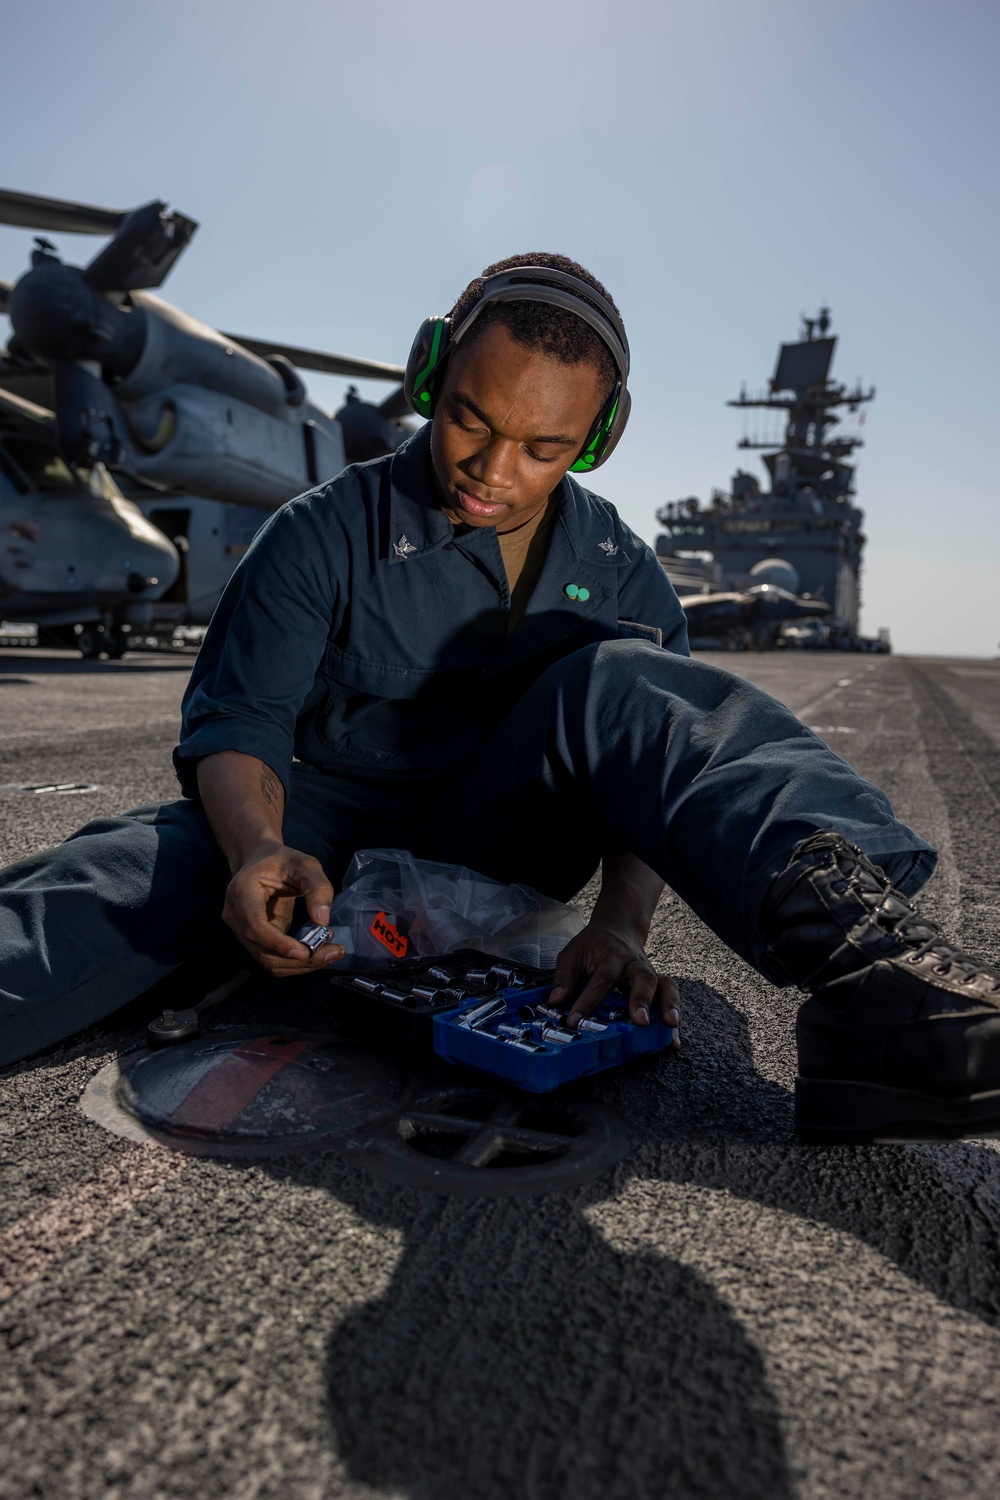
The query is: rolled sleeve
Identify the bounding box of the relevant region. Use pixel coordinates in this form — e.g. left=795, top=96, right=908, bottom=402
left=174, top=495, right=339, bottom=801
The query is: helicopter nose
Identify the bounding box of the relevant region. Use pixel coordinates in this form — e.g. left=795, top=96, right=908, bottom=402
left=123, top=530, right=181, bottom=599
left=115, top=532, right=180, bottom=632
left=127, top=569, right=158, bottom=595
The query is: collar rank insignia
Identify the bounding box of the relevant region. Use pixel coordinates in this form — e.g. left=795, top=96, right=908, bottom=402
left=393, top=534, right=417, bottom=559
left=598, top=537, right=619, bottom=557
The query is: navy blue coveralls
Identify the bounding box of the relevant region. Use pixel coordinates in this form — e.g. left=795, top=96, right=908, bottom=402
left=0, top=426, right=935, bottom=1064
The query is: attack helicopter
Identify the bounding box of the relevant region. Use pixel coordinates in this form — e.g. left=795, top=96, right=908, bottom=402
left=0, top=187, right=410, bottom=655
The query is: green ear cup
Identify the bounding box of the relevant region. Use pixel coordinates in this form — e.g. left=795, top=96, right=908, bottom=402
left=411, top=318, right=446, bottom=412
left=570, top=392, right=619, bottom=473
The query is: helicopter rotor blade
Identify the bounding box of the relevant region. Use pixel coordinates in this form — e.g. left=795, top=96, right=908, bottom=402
left=0, top=383, right=56, bottom=432
left=0, top=187, right=125, bottom=236
left=83, top=200, right=199, bottom=293
left=222, top=332, right=405, bottom=384
left=0, top=189, right=199, bottom=294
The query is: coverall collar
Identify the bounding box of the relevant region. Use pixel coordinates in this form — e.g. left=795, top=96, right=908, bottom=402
left=385, top=422, right=632, bottom=573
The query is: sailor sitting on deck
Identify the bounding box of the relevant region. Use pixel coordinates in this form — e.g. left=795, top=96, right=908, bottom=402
left=2, top=254, right=999, bottom=1144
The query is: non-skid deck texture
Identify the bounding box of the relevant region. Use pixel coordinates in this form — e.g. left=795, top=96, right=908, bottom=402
left=1, top=649, right=999, bottom=1499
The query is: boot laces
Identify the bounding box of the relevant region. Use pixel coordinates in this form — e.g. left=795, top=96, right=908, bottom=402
left=882, top=903, right=1000, bottom=992
left=835, top=856, right=1000, bottom=992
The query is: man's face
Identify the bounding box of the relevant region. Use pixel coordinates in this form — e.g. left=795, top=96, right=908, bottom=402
left=430, top=320, right=607, bottom=533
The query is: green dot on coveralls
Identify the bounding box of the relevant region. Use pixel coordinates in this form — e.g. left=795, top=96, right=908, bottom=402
left=577, top=587, right=590, bottom=602
left=565, top=584, right=579, bottom=599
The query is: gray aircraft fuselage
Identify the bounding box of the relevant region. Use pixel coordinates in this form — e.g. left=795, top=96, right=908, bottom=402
left=1, top=197, right=406, bottom=637
left=0, top=441, right=178, bottom=626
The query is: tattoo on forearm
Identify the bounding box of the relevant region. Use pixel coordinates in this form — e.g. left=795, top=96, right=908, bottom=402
left=259, top=764, right=283, bottom=815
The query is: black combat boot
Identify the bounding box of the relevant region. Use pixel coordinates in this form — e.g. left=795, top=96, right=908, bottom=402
left=760, top=831, right=1000, bottom=1143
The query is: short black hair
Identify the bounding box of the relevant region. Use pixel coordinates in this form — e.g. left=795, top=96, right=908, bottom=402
left=448, top=253, right=620, bottom=400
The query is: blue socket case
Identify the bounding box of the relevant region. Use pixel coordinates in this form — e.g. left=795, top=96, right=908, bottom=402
left=432, top=984, right=674, bottom=1093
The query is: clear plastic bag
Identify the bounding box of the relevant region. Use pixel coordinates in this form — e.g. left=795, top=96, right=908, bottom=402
left=325, top=848, right=584, bottom=968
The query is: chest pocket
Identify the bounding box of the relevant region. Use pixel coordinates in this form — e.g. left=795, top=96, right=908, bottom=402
left=618, top=619, right=663, bottom=647
left=317, top=643, right=477, bottom=770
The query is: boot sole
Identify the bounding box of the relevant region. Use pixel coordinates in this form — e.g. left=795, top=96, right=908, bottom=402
left=795, top=1077, right=1000, bottom=1144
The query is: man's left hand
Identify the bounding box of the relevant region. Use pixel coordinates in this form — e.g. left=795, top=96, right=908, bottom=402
left=548, top=922, right=680, bottom=1047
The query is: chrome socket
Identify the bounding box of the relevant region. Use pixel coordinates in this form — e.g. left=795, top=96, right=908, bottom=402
left=541, top=1025, right=579, bottom=1046
left=457, top=995, right=507, bottom=1030
left=464, top=968, right=500, bottom=990
left=350, top=976, right=382, bottom=994
left=496, top=1022, right=532, bottom=1042
left=410, top=984, right=445, bottom=1004
left=488, top=965, right=523, bottom=988
left=296, top=921, right=334, bottom=952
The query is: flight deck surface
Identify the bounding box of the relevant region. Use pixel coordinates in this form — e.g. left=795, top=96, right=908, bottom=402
left=1, top=649, right=999, bottom=1499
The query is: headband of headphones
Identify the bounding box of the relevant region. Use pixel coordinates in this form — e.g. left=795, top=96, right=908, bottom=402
left=403, top=266, right=631, bottom=472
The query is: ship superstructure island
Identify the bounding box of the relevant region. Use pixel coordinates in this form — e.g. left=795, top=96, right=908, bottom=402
left=656, top=310, right=887, bottom=652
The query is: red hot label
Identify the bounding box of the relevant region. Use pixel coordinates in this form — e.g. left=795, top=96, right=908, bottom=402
left=370, top=911, right=408, bottom=958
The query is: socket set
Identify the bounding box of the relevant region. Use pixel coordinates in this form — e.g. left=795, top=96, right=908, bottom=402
left=433, top=985, right=674, bottom=1092
left=326, top=950, right=674, bottom=1092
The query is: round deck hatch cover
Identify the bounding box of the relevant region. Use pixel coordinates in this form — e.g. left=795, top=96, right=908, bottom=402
left=114, top=1031, right=407, bottom=1155
left=351, top=1083, right=631, bottom=1198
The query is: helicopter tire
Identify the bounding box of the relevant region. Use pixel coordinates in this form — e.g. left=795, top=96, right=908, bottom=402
left=76, top=627, right=102, bottom=659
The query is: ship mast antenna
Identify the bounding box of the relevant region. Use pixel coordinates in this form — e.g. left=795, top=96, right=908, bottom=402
left=654, top=308, right=877, bottom=645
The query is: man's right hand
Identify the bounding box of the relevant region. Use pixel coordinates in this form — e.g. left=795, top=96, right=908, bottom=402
left=196, top=751, right=346, bottom=976
left=223, top=842, right=345, bottom=977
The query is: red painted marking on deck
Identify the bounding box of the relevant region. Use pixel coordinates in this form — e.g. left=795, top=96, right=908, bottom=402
left=166, top=1038, right=308, bottom=1133
left=0, top=1144, right=188, bottom=1304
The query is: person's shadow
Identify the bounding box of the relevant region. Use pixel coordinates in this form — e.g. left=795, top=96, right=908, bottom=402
left=318, top=1170, right=793, bottom=1500
left=242, top=971, right=1000, bottom=1498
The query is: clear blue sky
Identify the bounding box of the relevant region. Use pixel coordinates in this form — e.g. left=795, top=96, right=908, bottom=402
left=2, top=0, right=997, bottom=654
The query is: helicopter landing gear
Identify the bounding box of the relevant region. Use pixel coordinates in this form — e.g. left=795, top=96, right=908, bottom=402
left=75, top=625, right=101, bottom=659
left=75, top=620, right=129, bottom=660
left=103, top=632, right=128, bottom=661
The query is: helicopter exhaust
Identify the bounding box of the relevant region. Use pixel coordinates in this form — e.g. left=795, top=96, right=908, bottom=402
left=7, top=248, right=146, bottom=373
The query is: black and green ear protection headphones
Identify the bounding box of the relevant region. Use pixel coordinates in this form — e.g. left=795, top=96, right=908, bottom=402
left=402, top=266, right=631, bottom=473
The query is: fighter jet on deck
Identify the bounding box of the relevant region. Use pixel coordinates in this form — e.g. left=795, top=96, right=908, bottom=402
left=682, top=582, right=831, bottom=652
